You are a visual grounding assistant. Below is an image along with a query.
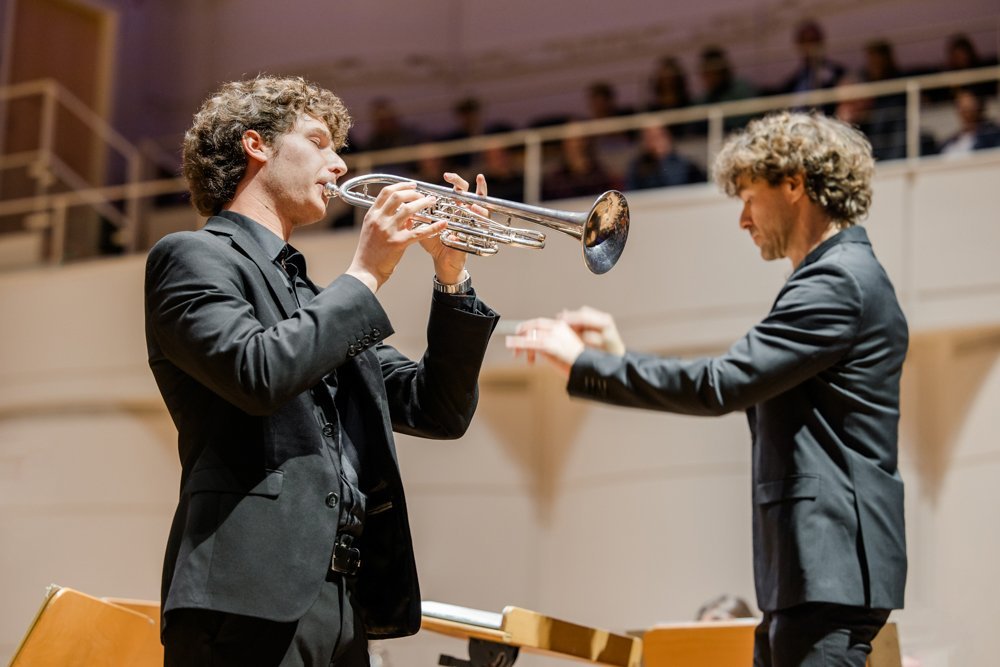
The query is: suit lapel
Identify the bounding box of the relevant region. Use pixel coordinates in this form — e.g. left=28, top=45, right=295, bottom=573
left=203, top=216, right=298, bottom=319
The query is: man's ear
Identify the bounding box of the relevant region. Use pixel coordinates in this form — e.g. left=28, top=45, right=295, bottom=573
left=784, top=173, right=806, bottom=203
left=242, top=130, right=269, bottom=164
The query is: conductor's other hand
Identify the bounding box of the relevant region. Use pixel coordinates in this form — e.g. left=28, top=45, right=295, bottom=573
left=422, top=172, right=489, bottom=285
left=558, top=306, right=626, bottom=356
left=347, top=180, right=445, bottom=293
left=505, top=318, right=586, bottom=378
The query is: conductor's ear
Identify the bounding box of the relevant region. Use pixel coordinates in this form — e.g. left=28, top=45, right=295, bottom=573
left=784, top=173, right=806, bottom=203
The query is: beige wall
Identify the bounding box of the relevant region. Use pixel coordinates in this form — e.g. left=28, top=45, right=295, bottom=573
left=1, top=151, right=999, bottom=665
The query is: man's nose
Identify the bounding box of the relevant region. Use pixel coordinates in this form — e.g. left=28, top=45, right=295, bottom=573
left=327, top=153, right=348, bottom=179
left=739, top=204, right=752, bottom=229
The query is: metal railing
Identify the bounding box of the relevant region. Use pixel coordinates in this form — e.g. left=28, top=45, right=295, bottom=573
left=0, top=66, right=997, bottom=265
left=0, top=78, right=144, bottom=253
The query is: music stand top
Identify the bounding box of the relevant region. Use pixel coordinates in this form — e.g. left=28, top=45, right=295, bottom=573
left=421, top=601, right=642, bottom=667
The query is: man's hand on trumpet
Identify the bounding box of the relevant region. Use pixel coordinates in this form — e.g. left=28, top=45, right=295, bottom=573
left=506, top=307, right=625, bottom=378
left=422, top=172, right=489, bottom=286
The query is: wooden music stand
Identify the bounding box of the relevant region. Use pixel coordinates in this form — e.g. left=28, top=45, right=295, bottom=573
left=421, top=601, right=643, bottom=667
left=9, top=585, right=162, bottom=667
left=641, top=619, right=756, bottom=667
left=641, top=619, right=901, bottom=667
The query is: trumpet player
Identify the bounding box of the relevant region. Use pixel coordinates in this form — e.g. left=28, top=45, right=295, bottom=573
left=507, top=111, right=907, bottom=667
left=145, top=74, right=499, bottom=667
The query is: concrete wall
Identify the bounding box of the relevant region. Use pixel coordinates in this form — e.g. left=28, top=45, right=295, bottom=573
left=1, top=151, right=999, bottom=665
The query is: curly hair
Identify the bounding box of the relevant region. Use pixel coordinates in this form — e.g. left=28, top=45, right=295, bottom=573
left=712, top=111, right=874, bottom=226
left=182, top=75, right=352, bottom=216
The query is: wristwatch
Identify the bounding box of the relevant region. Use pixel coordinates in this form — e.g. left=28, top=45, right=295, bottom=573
left=433, top=270, right=472, bottom=295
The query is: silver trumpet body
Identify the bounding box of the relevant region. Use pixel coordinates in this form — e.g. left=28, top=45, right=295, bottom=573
left=323, top=173, right=629, bottom=274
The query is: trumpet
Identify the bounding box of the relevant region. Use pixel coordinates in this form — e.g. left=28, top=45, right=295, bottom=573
left=323, top=173, right=629, bottom=274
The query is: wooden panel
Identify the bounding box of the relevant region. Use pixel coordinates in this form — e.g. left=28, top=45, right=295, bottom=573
left=642, top=620, right=901, bottom=667
left=10, top=586, right=161, bottom=667
left=642, top=620, right=756, bottom=667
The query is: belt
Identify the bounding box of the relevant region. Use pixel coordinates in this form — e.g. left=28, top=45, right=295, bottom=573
left=331, top=534, right=361, bottom=576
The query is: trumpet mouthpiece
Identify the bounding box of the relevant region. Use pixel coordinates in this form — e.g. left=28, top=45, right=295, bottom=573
left=323, top=182, right=339, bottom=199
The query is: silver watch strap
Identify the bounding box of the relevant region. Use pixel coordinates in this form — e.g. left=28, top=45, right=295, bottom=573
left=433, top=270, right=472, bottom=294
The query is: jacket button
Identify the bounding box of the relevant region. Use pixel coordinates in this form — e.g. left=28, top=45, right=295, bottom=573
left=371, top=328, right=381, bottom=337
left=361, top=336, right=371, bottom=346
left=325, top=492, right=339, bottom=508
left=347, top=345, right=357, bottom=357
left=321, top=423, right=335, bottom=437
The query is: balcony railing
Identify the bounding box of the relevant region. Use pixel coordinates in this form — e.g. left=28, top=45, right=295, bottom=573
left=0, top=65, right=997, bottom=266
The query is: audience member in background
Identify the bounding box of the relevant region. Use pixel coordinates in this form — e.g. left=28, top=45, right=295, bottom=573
left=856, top=41, right=908, bottom=161
left=648, top=56, right=692, bottom=111
left=939, top=87, right=1000, bottom=155
left=479, top=129, right=525, bottom=203
left=778, top=19, right=846, bottom=99
left=647, top=56, right=698, bottom=137
left=945, top=33, right=996, bottom=72
left=585, top=80, right=636, bottom=159
left=363, top=97, right=423, bottom=152
left=587, top=81, right=634, bottom=120
left=625, top=123, right=704, bottom=191
left=440, top=96, right=487, bottom=168
left=834, top=75, right=938, bottom=161
left=699, top=46, right=758, bottom=105
left=362, top=97, right=424, bottom=176
left=542, top=128, right=617, bottom=201
left=411, top=146, right=451, bottom=187
left=697, top=45, right=759, bottom=132
left=943, top=33, right=998, bottom=99
left=863, top=39, right=904, bottom=83
left=442, top=97, right=486, bottom=141
left=696, top=594, right=757, bottom=622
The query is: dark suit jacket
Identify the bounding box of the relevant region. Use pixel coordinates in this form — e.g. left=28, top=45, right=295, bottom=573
left=568, top=226, right=907, bottom=612
left=145, top=215, right=499, bottom=638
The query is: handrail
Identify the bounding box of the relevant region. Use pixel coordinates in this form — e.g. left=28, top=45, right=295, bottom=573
left=0, top=78, right=143, bottom=250
left=348, top=65, right=1000, bottom=169
left=0, top=66, right=997, bottom=265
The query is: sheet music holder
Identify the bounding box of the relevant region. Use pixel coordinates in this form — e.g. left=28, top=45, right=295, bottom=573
left=421, top=600, right=642, bottom=667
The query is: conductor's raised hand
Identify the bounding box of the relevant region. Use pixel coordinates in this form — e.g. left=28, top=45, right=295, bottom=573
left=505, top=317, right=586, bottom=378
left=347, top=180, right=444, bottom=292
left=558, top=306, right=625, bottom=356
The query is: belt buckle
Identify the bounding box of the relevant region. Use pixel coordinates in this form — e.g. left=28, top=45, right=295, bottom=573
left=331, top=535, right=361, bottom=576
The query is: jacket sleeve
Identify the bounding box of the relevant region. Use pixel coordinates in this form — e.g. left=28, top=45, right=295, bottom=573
left=568, top=260, right=863, bottom=415
left=378, top=289, right=500, bottom=439
left=145, top=232, right=392, bottom=416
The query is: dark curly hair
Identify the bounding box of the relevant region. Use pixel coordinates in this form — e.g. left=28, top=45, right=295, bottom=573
left=713, top=111, right=874, bottom=226
left=182, top=75, right=352, bottom=216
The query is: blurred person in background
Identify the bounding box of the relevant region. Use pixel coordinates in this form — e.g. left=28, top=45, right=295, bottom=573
left=624, top=123, right=704, bottom=190
left=778, top=18, right=846, bottom=102
left=542, top=128, right=619, bottom=200
left=939, top=87, right=1000, bottom=155
left=696, top=594, right=757, bottom=622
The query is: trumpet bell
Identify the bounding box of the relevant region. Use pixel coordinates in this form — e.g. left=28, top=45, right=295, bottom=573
left=582, top=190, right=629, bottom=275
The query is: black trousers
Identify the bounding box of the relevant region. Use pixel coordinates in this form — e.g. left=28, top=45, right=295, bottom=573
left=163, top=572, right=369, bottom=667
left=753, top=602, right=890, bottom=667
